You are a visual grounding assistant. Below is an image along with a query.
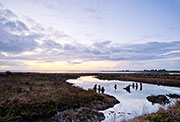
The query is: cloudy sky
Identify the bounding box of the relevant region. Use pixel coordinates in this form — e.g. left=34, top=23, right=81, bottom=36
left=0, top=0, right=180, bottom=72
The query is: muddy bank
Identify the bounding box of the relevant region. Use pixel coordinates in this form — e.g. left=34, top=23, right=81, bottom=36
left=0, top=72, right=119, bottom=121
left=96, top=73, right=180, bottom=87
left=146, top=95, right=170, bottom=105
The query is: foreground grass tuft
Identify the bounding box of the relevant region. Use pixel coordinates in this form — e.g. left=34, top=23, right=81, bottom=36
left=124, top=100, right=180, bottom=122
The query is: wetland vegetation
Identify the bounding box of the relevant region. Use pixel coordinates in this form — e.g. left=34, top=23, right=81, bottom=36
left=0, top=72, right=180, bottom=122
left=0, top=72, right=119, bottom=121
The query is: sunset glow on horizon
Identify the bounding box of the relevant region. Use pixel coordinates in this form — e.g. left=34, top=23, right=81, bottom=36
left=0, top=0, right=180, bottom=71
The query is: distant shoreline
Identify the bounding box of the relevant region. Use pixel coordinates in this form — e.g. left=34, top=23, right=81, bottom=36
left=96, top=72, right=180, bottom=88
left=100, top=70, right=180, bottom=73
left=1, top=69, right=180, bottom=74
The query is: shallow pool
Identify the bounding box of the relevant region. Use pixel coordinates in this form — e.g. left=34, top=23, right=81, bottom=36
left=67, top=76, right=180, bottom=122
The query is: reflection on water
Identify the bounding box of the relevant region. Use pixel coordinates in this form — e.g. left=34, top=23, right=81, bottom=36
left=67, top=76, right=180, bottom=122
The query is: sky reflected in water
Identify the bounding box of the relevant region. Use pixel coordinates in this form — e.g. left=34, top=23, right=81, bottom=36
left=67, top=76, right=180, bottom=122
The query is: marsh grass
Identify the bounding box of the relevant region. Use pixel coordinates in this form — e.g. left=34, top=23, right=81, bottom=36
left=123, top=100, right=180, bottom=122
left=0, top=73, right=118, bottom=121
left=96, top=73, right=180, bottom=87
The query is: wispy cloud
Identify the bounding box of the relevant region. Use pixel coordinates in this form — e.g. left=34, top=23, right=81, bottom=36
left=0, top=7, right=39, bottom=54
left=0, top=2, right=180, bottom=70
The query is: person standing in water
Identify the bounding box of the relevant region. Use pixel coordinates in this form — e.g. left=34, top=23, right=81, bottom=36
left=136, top=83, right=138, bottom=90
left=98, top=85, right=101, bottom=93
left=93, top=84, right=97, bottom=92
left=132, top=83, right=135, bottom=89
left=140, top=83, right=142, bottom=91
left=101, top=87, right=105, bottom=93
left=114, top=84, right=117, bottom=90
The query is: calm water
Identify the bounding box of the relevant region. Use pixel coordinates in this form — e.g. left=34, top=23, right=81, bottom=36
left=67, top=76, right=180, bottom=122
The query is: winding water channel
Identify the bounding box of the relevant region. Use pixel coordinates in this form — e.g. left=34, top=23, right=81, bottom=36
left=67, top=76, right=180, bottom=122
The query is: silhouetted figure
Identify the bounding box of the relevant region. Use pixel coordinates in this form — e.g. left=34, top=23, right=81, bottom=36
left=98, top=85, right=101, bottom=93
left=93, top=84, right=97, bottom=92
left=132, top=83, right=135, bottom=89
left=140, top=83, right=142, bottom=91
left=136, top=83, right=138, bottom=90
left=101, top=87, right=105, bottom=93
left=123, top=85, right=131, bottom=93
left=114, top=84, right=117, bottom=90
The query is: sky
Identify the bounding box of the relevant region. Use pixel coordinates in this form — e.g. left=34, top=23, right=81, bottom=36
left=0, top=0, right=180, bottom=72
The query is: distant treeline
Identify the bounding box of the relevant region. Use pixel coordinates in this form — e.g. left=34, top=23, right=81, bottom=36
left=101, top=69, right=180, bottom=73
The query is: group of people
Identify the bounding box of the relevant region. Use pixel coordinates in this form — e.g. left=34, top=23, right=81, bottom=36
left=93, top=83, right=118, bottom=93
left=132, top=82, right=142, bottom=90
left=123, top=82, right=143, bottom=93
left=93, top=82, right=143, bottom=94
left=93, top=84, right=105, bottom=93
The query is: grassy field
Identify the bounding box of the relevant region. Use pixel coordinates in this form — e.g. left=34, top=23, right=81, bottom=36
left=0, top=72, right=119, bottom=121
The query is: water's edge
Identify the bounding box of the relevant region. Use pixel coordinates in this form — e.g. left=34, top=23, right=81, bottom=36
left=67, top=76, right=180, bottom=122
